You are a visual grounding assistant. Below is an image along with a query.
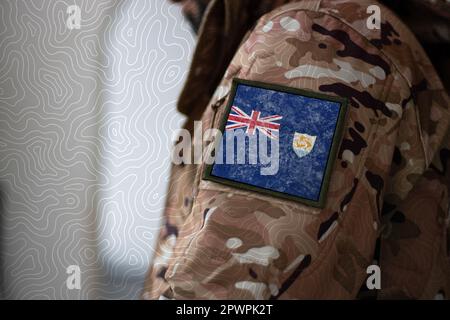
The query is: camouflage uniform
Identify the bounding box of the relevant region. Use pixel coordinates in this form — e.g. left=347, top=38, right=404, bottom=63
left=143, top=0, right=450, bottom=299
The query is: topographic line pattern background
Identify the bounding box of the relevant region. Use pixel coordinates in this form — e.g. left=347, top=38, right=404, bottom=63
left=0, top=0, right=194, bottom=299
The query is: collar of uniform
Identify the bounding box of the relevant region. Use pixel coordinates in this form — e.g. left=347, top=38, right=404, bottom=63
left=176, top=0, right=291, bottom=119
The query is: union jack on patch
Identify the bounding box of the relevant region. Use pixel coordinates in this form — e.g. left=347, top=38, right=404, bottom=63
left=225, top=105, right=283, bottom=139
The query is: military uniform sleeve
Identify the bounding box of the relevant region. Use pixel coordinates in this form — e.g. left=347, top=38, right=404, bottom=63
left=141, top=0, right=450, bottom=299
left=161, top=3, right=417, bottom=299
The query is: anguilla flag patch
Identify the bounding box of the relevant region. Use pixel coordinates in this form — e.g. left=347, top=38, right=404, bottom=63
left=203, top=79, right=347, bottom=208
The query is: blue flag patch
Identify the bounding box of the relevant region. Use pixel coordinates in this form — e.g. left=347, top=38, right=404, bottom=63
left=203, top=79, right=347, bottom=208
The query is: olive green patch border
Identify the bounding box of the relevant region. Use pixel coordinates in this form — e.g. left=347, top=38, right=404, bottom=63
left=203, top=78, right=348, bottom=208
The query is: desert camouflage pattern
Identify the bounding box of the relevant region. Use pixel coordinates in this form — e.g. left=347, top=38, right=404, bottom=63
left=143, top=0, right=450, bottom=299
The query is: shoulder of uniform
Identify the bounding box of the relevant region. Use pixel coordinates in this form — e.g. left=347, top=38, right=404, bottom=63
left=255, top=0, right=444, bottom=91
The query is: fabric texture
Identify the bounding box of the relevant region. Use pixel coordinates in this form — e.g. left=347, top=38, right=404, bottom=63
left=143, top=0, right=450, bottom=299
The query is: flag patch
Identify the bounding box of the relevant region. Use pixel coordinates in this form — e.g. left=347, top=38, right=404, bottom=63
left=203, top=79, right=347, bottom=208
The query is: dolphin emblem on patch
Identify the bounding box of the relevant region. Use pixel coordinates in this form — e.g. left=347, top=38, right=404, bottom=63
left=292, top=132, right=316, bottom=158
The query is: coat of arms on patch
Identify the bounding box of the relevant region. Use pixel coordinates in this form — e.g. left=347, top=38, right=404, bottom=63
left=292, top=133, right=316, bottom=158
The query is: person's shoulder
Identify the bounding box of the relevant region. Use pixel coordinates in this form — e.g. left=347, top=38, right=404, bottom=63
left=256, top=0, right=444, bottom=92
